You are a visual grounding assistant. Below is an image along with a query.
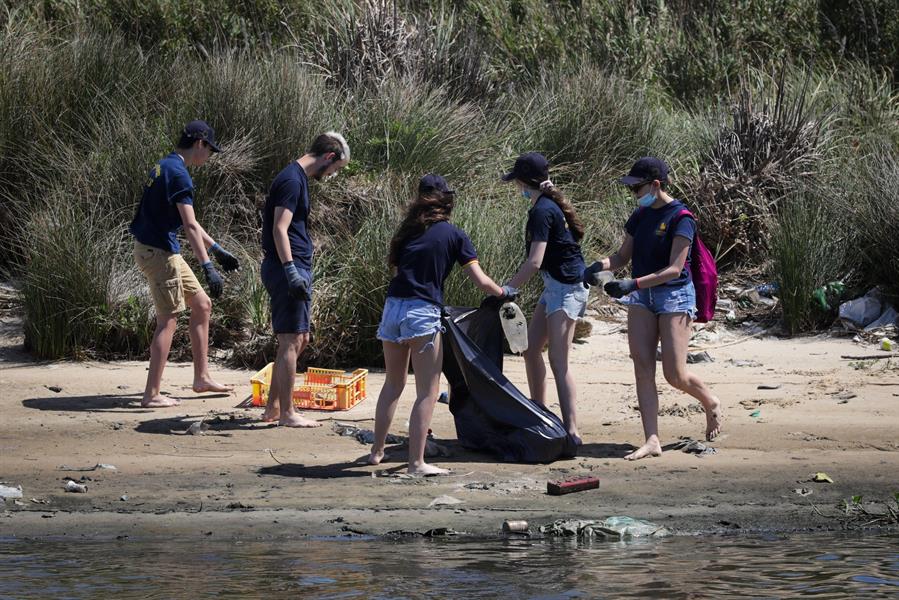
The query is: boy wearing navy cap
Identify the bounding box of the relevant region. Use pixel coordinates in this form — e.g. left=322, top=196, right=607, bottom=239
left=130, top=120, right=239, bottom=408
left=259, top=132, right=350, bottom=428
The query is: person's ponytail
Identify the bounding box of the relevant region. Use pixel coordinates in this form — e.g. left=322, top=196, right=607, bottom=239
left=532, top=180, right=584, bottom=242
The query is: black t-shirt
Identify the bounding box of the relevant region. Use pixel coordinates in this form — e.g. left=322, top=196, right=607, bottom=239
left=526, top=195, right=585, bottom=284
left=624, top=200, right=695, bottom=287
left=261, top=162, right=312, bottom=268
left=387, top=221, right=479, bottom=306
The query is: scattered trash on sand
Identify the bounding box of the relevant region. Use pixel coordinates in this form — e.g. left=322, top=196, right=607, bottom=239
left=186, top=421, right=209, bottom=436
left=794, top=488, right=813, bottom=497
left=0, top=484, right=23, bottom=500
left=839, top=288, right=898, bottom=331
left=45, top=385, right=62, bottom=393
left=64, top=481, right=87, bottom=493
left=502, top=519, right=529, bottom=533
left=547, top=476, right=600, bottom=496
left=59, top=463, right=117, bottom=472
left=687, top=351, right=714, bottom=364
left=540, top=516, right=670, bottom=539
left=428, top=495, right=463, bottom=507
left=757, top=383, right=782, bottom=390
left=672, top=437, right=718, bottom=457
left=810, top=472, right=834, bottom=483
left=333, top=422, right=401, bottom=445
left=749, top=410, right=761, bottom=418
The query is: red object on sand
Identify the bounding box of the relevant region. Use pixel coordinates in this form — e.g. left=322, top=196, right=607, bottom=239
left=547, top=476, right=600, bottom=496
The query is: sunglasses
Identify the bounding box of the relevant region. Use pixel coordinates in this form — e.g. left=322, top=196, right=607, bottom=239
left=627, top=181, right=650, bottom=193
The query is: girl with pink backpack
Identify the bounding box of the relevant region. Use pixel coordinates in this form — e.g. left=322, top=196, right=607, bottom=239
left=584, top=157, right=722, bottom=460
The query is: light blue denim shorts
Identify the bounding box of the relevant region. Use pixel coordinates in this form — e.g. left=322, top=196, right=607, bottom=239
left=377, top=297, right=443, bottom=344
left=617, top=281, right=697, bottom=320
left=539, top=272, right=590, bottom=321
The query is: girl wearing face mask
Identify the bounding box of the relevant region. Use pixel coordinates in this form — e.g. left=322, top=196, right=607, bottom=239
left=502, top=152, right=588, bottom=446
left=585, top=157, right=722, bottom=460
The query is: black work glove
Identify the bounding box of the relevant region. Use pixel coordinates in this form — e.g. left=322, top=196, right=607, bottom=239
left=582, top=261, right=606, bottom=288
left=604, top=278, right=637, bottom=299
left=210, top=243, right=240, bottom=272
left=283, top=262, right=310, bottom=300
left=201, top=262, right=223, bottom=299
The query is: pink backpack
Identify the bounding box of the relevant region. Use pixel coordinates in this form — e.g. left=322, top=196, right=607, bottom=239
left=670, top=209, right=718, bottom=323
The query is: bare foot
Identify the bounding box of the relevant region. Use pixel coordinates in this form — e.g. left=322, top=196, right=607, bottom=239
left=569, top=431, right=583, bottom=446
left=141, top=395, right=180, bottom=408
left=624, top=440, right=662, bottom=461
left=261, top=408, right=279, bottom=423
left=368, top=449, right=385, bottom=465
left=192, top=379, right=232, bottom=394
left=408, top=462, right=450, bottom=476
left=278, top=413, right=321, bottom=428
left=705, top=398, right=723, bottom=441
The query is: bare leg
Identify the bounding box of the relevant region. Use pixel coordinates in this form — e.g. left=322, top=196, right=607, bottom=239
left=406, top=333, right=447, bottom=476
left=369, top=341, right=411, bottom=465
left=659, top=313, right=722, bottom=441
left=523, top=302, right=549, bottom=406
left=187, top=291, right=231, bottom=393
left=268, top=332, right=319, bottom=427
left=625, top=306, right=663, bottom=460
left=546, top=310, right=581, bottom=444
left=142, top=313, right=180, bottom=407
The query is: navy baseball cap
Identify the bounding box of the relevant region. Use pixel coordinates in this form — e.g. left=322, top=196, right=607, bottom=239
left=419, top=173, right=454, bottom=195
left=182, top=120, right=221, bottom=152
left=502, top=152, right=549, bottom=183
left=618, top=157, right=669, bottom=186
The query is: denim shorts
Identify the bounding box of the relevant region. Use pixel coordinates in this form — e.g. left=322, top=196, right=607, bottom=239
left=377, top=297, right=443, bottom=344
left=261, top=257, right=312, bottom=334
left=618, top=281, right=697, bottom=319
left=539, top=272, right=589, bottom=321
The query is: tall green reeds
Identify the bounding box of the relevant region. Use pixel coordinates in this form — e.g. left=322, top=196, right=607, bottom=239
left=2, top=2, right=898, bottom=365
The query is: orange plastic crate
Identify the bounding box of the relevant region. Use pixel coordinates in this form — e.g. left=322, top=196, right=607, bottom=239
left=250, top=363, right=367, bottom=411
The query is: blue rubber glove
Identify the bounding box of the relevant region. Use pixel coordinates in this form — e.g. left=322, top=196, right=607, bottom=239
left=283, top=262, right=309, bottom=300
left=209, top=243, right=239, bottom=272
left=201, top=262, right=223, bottom=299
left=604, top=278, right=637, bottom=298
left=500, top=285, right=519, bottom=302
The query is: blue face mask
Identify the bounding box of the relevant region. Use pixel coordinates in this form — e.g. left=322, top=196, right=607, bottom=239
left=637, top=192, right=655, bottom=207
left=522, top=190, right=531, bottom=200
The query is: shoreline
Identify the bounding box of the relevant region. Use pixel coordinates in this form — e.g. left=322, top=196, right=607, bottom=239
left=2, top=315, right=898, bottom=541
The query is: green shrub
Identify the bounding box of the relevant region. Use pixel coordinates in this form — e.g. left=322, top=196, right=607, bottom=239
left=770, top=188, right=848, bottom=333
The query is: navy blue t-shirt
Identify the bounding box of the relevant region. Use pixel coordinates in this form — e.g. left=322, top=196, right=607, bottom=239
left=526, top=195, right=585, bottom=284
left=387, top=221, right=478, bottom=306
left=624, top=200, right=696, bottom=287
left=129, top=153, right=193, bottom=253
left=261, top=162, right=312, bottom=269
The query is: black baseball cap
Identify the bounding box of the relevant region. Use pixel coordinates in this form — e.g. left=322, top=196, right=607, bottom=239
left=502, top=152, right=549, bottom=183
left=419, top=173, right=454, bottom=195
left=181, top=120, right=221, bottom=152
left=618, top=157, right=669, bottom=186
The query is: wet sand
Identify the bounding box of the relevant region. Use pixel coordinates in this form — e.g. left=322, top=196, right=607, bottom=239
left=2, top=313, right=897, bottom=540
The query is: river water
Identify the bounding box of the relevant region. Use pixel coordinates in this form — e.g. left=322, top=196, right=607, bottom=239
left=1, top=531, right=897, bottom=598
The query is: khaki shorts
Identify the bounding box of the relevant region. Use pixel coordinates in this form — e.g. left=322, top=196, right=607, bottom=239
left=133, top=241, right=203, bottom=314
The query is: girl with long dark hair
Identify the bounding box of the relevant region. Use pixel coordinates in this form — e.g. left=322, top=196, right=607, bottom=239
left=369, top=174, right=509, bottom=475
left=501, top=152, right=588, bottom=445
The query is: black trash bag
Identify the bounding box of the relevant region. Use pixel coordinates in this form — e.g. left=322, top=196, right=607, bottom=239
left=442, top=304, right=577, bottom=463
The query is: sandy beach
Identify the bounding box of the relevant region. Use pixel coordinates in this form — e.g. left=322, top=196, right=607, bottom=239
left=2, top=308, right=897, bottom=541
